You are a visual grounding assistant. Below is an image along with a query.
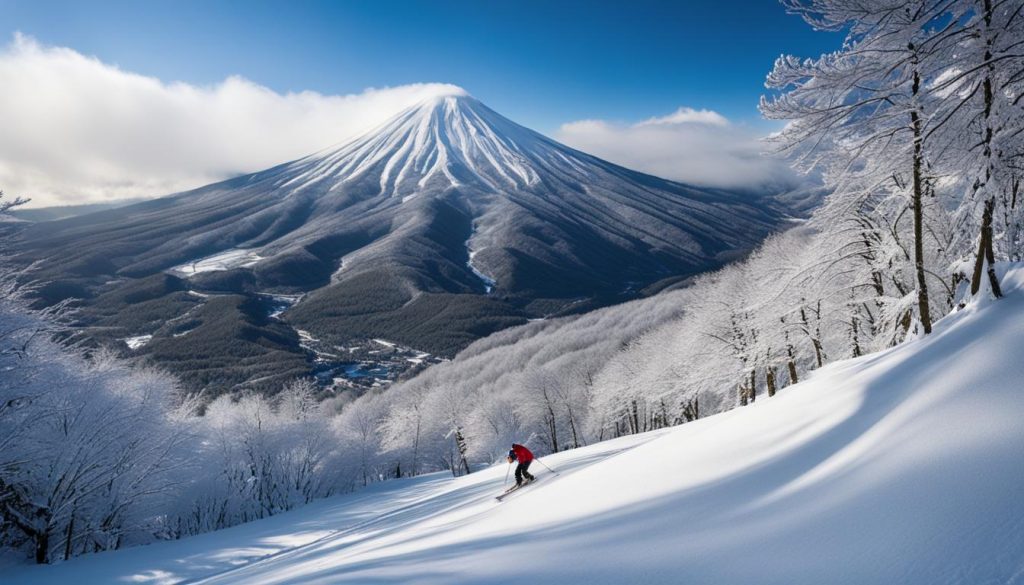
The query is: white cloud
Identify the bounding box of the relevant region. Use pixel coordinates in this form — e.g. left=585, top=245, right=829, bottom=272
left=556, top=108, right=799, bottom=193
left=637, top=106, right=730, bottom=127
left=0, top=34, right=798, bottom=208
left=0, top=34, right=464, bottom=207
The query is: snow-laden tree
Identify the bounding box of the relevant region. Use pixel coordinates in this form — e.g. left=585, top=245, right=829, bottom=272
left=930, top=0, right=1024, bottom=294
left=0, top=298, right=191, bottom=563
left=762, top=0, right=972, bottom=334
left=421, top=381, right=476, bottom=475
left=0, top=193, right=368, bottom=563
left=274, top=378, right=336, bottom=506
left=332, top=391, right=388, bottom=488
left=183, top=384, right=338, bottom=531
left=379, top=378, right=433, bottom=477
left=467, top=380, right=528, bottom=461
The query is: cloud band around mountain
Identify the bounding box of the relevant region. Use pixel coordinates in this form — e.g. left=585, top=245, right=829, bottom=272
left=555, top=110, right=798, bottom=193
left=0, top=34, right=464, bottom=207
left=1, top=34, right=795, bottom=207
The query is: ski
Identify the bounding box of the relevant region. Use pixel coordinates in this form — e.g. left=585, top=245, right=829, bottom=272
left=495, top=477, right=539, bottom=501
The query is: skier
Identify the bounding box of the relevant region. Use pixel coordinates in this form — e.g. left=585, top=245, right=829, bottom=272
left=507, top=443, right=536, bottom=487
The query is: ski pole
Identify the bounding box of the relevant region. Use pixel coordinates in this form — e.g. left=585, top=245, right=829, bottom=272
left=535, top=457, right=559, bottom=476
left=503, top=461, right=512, bottom=487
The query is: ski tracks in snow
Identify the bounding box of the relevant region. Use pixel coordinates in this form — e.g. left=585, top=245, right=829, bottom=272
left=183, top=434, right=664, bottom=584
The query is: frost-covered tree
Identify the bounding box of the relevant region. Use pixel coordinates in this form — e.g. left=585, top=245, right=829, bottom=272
left=274, top=378, right=335, bottom=506
left=0, top=300, right=190, bottom=563
left=932, top=0, right=1024, bottom=294
left=333, top=392, right=387, bottom=487
left=187, top=384, right=338, bottom=529
left=761, top=0, right=973, bottom=334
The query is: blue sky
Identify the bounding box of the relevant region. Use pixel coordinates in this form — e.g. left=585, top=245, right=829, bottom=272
left=1, top=0, right=842, bottom=132
left=0, top=1, right=846, bottom=206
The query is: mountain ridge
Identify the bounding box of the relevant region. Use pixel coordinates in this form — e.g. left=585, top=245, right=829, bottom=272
left=13, top=89, right=791, bottom=392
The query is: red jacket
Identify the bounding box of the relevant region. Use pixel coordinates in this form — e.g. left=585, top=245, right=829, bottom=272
left=511, top=444, right=534, bottom=463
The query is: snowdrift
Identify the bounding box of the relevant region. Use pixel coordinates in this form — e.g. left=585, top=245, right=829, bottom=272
left=10, top=266, right=1024, bottom=585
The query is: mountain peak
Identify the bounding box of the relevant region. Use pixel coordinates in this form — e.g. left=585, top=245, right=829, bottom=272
left=278, top=90, right=555, bottom=199
left=413, top=85, right=472, bottom=103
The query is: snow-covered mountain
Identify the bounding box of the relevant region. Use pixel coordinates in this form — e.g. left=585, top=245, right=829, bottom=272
left=11, top=265, right=1024, bottom=585
left=15, top=88, right=786, bottom=388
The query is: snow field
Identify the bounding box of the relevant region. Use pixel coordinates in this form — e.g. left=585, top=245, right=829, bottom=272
left=168, top=249, right=262, bottom=276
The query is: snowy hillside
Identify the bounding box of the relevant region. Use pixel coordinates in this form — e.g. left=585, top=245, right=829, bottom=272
left=10, top=266, right=1024, bottom=585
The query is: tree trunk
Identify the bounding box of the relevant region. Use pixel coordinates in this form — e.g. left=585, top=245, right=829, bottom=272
left=681, top=397, right=699, bottom=422
left=35, top=528, right=49, bottom=564
left=784, top=329, right=798, bottom=385
left=548, top=413, right=559, bottom=453
left=984, top=214, right=1002, bottom=297
left=851, top=314, right=862, bottom=358
left=971, top=197, right=1004, bottom=297
left=968, top=0, right=1004, bottom=299
left=630, top=400, right=640, bottom=435
left=455, top=429, right=471, bottom=476
left=411, top=417, right=421, bottom=476
left=63, top=514, right=75, bottom=561
left=566, top=405, right=581, bottom=449
left=766, top=367, right=777, bottom=398
left=910, top=64, right=933, bottom=334
left=800, top=307, right=824, bottom=367
left=543, top=388, right=559, bottom=451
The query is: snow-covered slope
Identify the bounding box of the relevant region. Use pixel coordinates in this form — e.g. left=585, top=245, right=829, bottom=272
left=11, top=267, right=1024, bottom=584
